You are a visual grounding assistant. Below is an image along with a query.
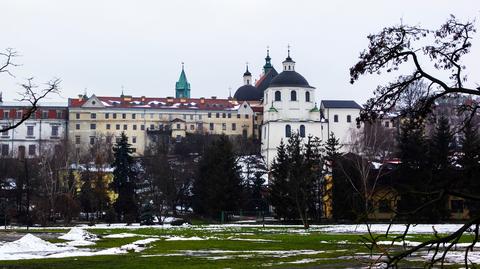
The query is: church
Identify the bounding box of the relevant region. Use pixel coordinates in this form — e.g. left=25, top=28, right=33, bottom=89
left=233, top=49, right=362, bottom=167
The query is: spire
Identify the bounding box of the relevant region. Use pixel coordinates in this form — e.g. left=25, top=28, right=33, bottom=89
left=121, top=85, right=124, bottom=97
left=243, top=62, right=252, bottom=85
left=176, top=62, right=191, bottom=98
left=283, top=44, right=295, bottom=71
left=263, top=46, right=273, bottom=73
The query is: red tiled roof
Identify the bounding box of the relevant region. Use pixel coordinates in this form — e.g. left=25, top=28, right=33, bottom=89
left=69, top=96, right=247, bottom=111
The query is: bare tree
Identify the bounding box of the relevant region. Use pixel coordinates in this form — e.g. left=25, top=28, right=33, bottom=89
left=350, top=15, right=478, bottom=124
left=0, top=48, right=60, bottom=132
left=350, top=16, right=480, bottom=267
left=337, top=124, right=395, bottom=217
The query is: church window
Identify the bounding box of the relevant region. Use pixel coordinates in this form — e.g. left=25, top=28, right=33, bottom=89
left=285, top=125, right=291, bottom=137
left=290, top=90, right=297, bottom=101
left=347, top=115, right=351, bottom=123
left=274, top=91, right=281, bottom=101
left=305, top=91, right=310, bottom=102
left=300, top=125, right=305, bottom=137
left=334, top=115, right=339, bottom=122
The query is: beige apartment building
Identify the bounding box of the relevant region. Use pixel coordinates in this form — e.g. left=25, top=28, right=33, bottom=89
left=68, top=94, right=263, bottom=156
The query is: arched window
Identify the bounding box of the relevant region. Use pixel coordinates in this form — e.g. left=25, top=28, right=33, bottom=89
left=347, top=115, right=351, bottom=123
left=291, top=90, right=297, bottom=101
left=285, top=125, right=291, bottom=137
left=305, top=91, right=310, bottom=102
left=275, top=91, right=281, bottom=101
left=300, top=125, right=305, bottom=137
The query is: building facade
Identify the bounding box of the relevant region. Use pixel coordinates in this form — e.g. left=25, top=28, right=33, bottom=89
left=0, top=101, right=68, bottom=158
left=68, top=94, right=262, bottom=156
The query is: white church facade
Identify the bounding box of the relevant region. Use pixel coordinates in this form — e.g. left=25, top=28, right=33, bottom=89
left=258, top=51, right=361, bottom=167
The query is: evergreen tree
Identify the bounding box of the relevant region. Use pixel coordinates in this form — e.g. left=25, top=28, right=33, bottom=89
left=111, top=132, right=138, bottom=223
left=460, top=121, right=480, bottom=214
left=269, top=139, right=294, bottom=220
left=430, top=115, right=454, bottom=170
left=192, top=135, right=243, bottom=220
left=269, top=134, right=323, bottom=227
left=395, top=119, right=449, bottom=221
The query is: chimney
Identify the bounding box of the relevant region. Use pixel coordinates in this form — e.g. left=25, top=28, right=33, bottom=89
left=200, top=97, right=205, bottom=104
left=141, top=96, right=146, bottom=102
left=167, top=97, right=174, bottom=103
left=78, top=94, right=83, bottom=101
left=211, top=96, right=217, bottom=99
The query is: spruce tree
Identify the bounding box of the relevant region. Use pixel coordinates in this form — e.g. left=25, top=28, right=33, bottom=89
left=111, top=132, right=138, bottom=223
left=269, top=139, right=293, bottom=220
left=430, top=115, right=454, bottom=170
left=192, top=135, right=243, bottom=220
left=460, top=121, right=480, bottom=214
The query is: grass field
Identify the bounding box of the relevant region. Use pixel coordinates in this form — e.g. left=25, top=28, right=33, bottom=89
left=0, top=224, right=475, bottom=268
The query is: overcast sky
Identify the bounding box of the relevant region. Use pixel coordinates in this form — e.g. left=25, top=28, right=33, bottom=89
left=1, top=0, right=479, bottom=104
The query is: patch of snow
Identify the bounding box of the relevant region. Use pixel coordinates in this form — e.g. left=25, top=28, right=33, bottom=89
left=103, top=233, right=148, bottom=239
left=120, top=238, right=159, bottom=252
left=164, top=236, right=205, bottom=241
left=59, top=227, right=98, bottom=246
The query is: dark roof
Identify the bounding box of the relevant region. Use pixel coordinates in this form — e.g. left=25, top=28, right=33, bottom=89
left=233, top=85, right=262, bottom=101
left=269, top=71, right=314, bottom=88
left=321, top=100, right=362, bottom=109
left=255, top=68, right=278, bottom=93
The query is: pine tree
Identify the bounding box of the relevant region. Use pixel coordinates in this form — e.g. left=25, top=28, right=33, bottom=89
left=111, top=132, right=138, bottom=223
left=192, top=135, right=243, bottom=220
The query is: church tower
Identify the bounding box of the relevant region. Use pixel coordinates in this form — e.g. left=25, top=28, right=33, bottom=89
left=175, top=63, right=191, bottom=98
left=261, top=49, right=321, bottom=168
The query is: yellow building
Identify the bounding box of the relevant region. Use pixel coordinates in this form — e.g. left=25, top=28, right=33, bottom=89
left=68, top=94, right=263, bottom=156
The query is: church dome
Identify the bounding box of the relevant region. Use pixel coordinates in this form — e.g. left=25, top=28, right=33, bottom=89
left=234, top=85, right=262, bottom=101
left=269, top=71, right=313, bottom=88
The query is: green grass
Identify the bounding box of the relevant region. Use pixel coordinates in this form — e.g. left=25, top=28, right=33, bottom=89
left=0, top=225, right=473, bottom=268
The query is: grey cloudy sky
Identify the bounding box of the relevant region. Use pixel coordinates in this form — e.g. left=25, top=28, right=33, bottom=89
left=1, top=0, right=479, bottom=104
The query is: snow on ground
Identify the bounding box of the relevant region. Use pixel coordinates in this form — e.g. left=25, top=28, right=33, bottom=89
left=0, top=231, right=158, bottom=260
left=103, top=233, right=149, bottom=239
left=315, top=224, right=466, bottom=234
left=164, top=236, right=205, bottom=241
left=120, top=238, right=160, bottom=252
left=58, top=227, right=98, bottom=246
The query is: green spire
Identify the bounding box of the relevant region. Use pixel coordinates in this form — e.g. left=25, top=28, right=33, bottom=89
left=263, top=47, right=273, bottom=73
left=310, top=102, right=320, bottom=112
left=176, top=62, right=191, bottom=98
left=268, top=101, right=278, bottom=112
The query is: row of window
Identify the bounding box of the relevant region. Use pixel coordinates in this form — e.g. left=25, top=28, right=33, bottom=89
left=285, top=124, right=306, bottom=138
left=76, top=112, right=255, bottom=121
left=1, top=144, right=37, bottom=157
left=2, top=110, right=64, bottom=120
left=75, top=135, right=138, bottom=146
left=333, top=114, right=352, bottom=123
left=273, top=90, right=310, bottom=102
left=1, top=125, right=60, bottom=137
